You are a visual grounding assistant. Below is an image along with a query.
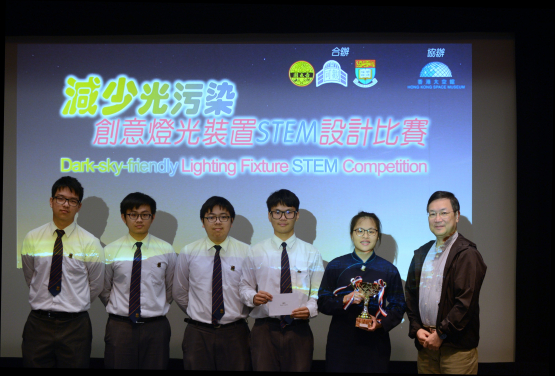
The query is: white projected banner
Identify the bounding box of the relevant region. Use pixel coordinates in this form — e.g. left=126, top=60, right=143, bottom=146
left=16, top=43, right=471, bottom=278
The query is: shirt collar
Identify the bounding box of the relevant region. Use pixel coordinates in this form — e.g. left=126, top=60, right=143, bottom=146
left=126, top=232, right=151, bottom=249
left=435, top=231, right=459, bottom=252
left=271, top=234, right=297, bottom=250
left=50, top=220, right=77, bottom=238
left=206, top=236, right=230, bottom=253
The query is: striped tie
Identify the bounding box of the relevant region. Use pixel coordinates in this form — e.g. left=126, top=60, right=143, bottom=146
left=212, top=245, right=225, bottom=324
left=280, top=242, right=293, bottom=328
left=129, top=242, right=142, bottom=323
left=48, top=229, right=65, bottom=296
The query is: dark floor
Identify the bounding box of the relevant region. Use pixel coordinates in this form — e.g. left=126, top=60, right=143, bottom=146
left=0, top=357, right=549, bottom=374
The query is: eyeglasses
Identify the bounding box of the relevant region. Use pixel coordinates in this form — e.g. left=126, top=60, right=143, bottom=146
left=427, top=211, right=453, bottom=219
left=353, top=228, right=378, bottom=237
left=53, top=196, right=80, bottom=207
left=126, top=213, right=152, bottom=220
left=269, top=210, right=298, bottom=220
left=204, top=215, right=231, bottom=223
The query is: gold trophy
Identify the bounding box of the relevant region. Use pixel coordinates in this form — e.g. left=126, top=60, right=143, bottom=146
left=355, top=281, right=387, bottom=329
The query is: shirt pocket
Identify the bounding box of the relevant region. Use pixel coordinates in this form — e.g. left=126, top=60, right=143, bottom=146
left=63, top=256, right=88, bottom=281
left=224, top=261, right=241, bottom=286
left=149, top=259, right=167, bottom=286
left=292, top=267, right=311, bottom=294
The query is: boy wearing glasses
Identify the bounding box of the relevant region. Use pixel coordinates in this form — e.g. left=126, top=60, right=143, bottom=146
left=405, top=191, right=487, bottom=374
left=21, top=176, right=104, bottom=368
left=240, top=189, right=324, bottom=372
left=173, top=196, right=251, bottom=371
left=100, top=192, right=176, bottom=369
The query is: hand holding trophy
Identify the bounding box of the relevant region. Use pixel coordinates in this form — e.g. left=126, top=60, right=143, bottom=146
left=334, top=276, right=387, bottom=329
left=355, top=281, right=386, bottom=329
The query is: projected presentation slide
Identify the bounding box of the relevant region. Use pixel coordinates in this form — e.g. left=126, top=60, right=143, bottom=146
left=16, top=43, right=471, bottom=271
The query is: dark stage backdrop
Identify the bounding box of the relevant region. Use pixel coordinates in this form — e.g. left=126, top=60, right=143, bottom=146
left=1, top=2, right=553, bottom=368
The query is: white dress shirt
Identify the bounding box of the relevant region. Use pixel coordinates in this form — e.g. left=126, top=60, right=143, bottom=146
left=240, top=234, right=324, bottom=319
left=173, top=236, right=250, bottom=324
left=419, top=231, right=459, bottom=326
left=100, top=233, right=177, bottom=317
left=21, top=221, right=105, bottom=313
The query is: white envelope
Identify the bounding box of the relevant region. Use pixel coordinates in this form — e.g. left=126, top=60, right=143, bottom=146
left=268, top=292, right=303, bottom=316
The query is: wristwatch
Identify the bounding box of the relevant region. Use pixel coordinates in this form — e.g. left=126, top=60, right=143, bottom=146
left=437, top=329, right=447, bottom=340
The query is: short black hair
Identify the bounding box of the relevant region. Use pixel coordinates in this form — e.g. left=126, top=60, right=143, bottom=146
left=266, top=189, right=300, bottom=211
left=51, top=176, right=84, bottom=202
left=427, top=191, right=460, bottom=213
left=349, top=211, right=382, bottom=247
left=200, top=196, right=235, bottom=221
left=120, top=192, right=157, bottom=215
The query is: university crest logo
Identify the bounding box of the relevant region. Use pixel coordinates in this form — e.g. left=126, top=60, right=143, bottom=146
left=353, top=60, right=378, bottom=88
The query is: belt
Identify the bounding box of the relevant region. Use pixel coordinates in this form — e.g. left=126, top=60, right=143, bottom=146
left=423, top=325, right=436, bottom=332
left=32, top=310, right=87, bottom=320
left=256, top=317, right=309, bottom=326
left=109, top=313, right=166, bottom=324
left=185, top=318, right=247, bottom=329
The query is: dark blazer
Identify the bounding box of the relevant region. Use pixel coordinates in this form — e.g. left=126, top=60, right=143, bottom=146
left=405, top=233, right=487, bottom=350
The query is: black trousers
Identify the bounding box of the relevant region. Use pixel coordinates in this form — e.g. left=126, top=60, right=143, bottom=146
left=251, top=318, right=314, bottom=372
left=182, top=319, right=252, bottom=371
left=22, top=310, right=92, bottom=368
left=104, top=315, right=171, bottom=369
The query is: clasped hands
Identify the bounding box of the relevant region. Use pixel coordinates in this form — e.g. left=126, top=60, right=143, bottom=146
left=253, top=290, right=310, bottom=320
left=417, top=328, right=443, bottom=351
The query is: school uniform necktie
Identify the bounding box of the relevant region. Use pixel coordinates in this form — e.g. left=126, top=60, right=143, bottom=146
left=212, top=245, right=225, bottom=324
left=129, top=242, right=142, bottom=323
left=48, top=229, right=65, bottom=296
left=280, top=242, right=293, bottom=328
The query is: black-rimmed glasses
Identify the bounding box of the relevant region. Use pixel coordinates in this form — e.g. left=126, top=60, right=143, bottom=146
left=52, top=196, right=80, bottom=207
left=269, top=210, right=298, bottom=220
left=204, top=215, right=231, bottom=223
left=126, top=213, right=152, bottom=220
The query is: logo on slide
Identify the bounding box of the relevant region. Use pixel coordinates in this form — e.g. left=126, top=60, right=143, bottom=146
left=353, top=59, right=378, bottom=88
left=407, top=61, right=465, bottom=89
left=420, top=62, right=452, bottom=77
left=316, top=60, right=348, bottom=87
left=289, top=61, right=315, bottom=87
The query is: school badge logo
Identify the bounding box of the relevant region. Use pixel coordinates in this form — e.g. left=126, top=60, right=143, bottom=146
left=353, top=60, right=378, bottom=88
left=316, top=60, right=348, bottom=87
left=289, top=61, right=315, bottom=87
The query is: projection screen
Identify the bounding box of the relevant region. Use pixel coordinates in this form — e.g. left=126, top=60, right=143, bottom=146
left=3, top=35, right=516, bottom=362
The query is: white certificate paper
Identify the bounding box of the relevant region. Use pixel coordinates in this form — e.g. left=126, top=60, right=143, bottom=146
left=268, top=292, right=303, bottom=316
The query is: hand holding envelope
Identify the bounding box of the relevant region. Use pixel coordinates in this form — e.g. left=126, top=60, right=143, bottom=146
left=253, top=290, right=309, bottom=318
left=290, top=306, right=310, bottom=319
left=268, top=291, right=307, bottom=317
left=253, top=291, right=273, bottom=306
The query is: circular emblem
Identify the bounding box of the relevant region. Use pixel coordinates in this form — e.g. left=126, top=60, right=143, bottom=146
left=289, top=61, right=315, bottom=87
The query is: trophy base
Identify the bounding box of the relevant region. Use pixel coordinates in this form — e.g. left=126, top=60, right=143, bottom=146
left=356, top=317, right=373, bottom=329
